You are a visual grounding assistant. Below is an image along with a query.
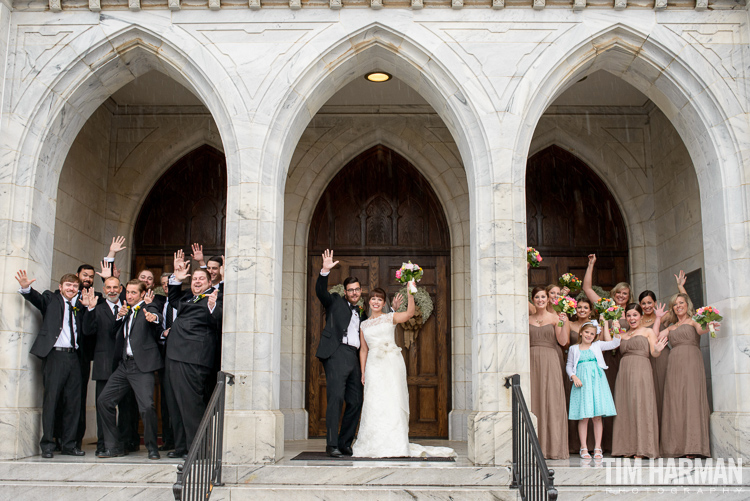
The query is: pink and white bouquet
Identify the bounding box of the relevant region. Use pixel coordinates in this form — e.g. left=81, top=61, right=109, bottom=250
left=552, top=296, right=577, bottom=327
left=396, top=261, right=422, bottom=294
left=602, top=304, right=625, bottom=334
left=527, top=247, right=542, bottom=268
left=693, top=306, right=723, bottom=338
left=594, top=297, right=616, bottom=315
left=559, top=273, right=582, bottom=291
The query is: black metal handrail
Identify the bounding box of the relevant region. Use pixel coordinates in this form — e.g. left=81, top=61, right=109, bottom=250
left=173, top=371, right=234, bottom=501
left=505, top=374, right=558, bottom=501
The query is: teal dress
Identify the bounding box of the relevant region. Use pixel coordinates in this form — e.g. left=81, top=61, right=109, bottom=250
left=569, top=348, right=617, bottom=420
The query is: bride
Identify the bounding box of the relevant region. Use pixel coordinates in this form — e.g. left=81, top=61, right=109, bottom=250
left=352, top=283, right=455, bottom=458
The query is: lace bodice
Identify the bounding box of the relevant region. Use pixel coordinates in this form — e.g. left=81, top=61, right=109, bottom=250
left=361, top=312, right=400, bottom=358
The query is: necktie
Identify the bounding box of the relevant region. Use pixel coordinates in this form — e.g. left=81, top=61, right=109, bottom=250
left=123, top=311, right=132, bottom=358
left=113, top=304, right=118, bottom=316
left=66, top=301, right=76, bottom=348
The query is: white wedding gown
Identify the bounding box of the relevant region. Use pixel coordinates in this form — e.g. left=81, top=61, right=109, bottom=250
left=352, top=312, right=455, bottom=458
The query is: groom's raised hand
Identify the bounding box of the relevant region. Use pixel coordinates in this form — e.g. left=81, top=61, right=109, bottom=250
left=321, top=249, right=339, bottom=273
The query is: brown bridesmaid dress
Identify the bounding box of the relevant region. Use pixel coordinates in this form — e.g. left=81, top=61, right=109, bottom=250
left=660, top=324, right=711, bottom=457
left=611, top=335, right=660, bottom=458
left=599, top=318, right=627, bottom=452
left=651, top=344, right=670, bottom=426
left=530, top=323, right=569, bottom=459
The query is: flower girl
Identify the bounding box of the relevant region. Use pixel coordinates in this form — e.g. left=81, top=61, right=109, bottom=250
left=566, top=317, right=620, bottom=459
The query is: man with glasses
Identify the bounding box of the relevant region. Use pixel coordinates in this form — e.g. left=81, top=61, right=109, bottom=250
left=315, top=249, right=366, bottom=457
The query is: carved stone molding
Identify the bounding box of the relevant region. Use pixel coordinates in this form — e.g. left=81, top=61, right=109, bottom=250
left=49, top=0, right=62, bottom=11
left=654, top=0, right=666, bottom=9
left=128, top=0, right=140, bottom=10
left=614, top=0, right=626, bottom=9
left=451, top=0, right=462, bottom=8
left=329, top=0, right=342, bottom=8
left=248, top=0, right=260, bottom=8
left=492, top=0, right=504, bottom=7
left=411, top=0, right=423, bottom=8
left=533, top=0, right=545, bottom=9
left=88, top=0, right=100, bottom=11
left=695, top=0, right=707, bottom=9
left=573, top=0, right=585, bottom=10
left=169, top=0, right=181, bottom=10
left=289, top=0, right=301, bottom=8
left=371, top=0, right=383, bottom=8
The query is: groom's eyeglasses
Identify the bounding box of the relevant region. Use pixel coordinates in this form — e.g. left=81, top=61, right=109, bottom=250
left=346, top=287, right=361, bottom=293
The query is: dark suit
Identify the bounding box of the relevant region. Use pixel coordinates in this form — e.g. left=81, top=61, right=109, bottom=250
left=203, top=282, right=224, bottom=405
left=315, top=274, right=365, bottom=450
left=70, top=290, right=103, bottom=447
left=97, top=302, right=163, bottom=452
left=21, top=288, right=85, bottom=453
left=157, top=295, right=177, bottom=448
left=82, top=299, right=137, bottom=451
left=165, top=282, right=222, bottom=452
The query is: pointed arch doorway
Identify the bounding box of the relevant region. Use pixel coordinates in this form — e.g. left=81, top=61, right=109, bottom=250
left=306, top=145, right=451, bottom=438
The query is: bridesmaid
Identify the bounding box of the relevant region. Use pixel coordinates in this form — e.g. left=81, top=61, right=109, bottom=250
left=656, top=293, right=714, bottom=458
left=528, top=286, right=570, bottom=459
left=641, top=290, right=669, bottom=430
left=611, top=304, right=668, bottom=458
left=566, top=298, right=596, bottom=453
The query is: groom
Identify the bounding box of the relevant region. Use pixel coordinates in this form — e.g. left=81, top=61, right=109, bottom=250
left=315, top=249, right=366, bottom=457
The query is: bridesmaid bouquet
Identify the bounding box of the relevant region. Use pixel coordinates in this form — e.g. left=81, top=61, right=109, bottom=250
left=396, top=261, right=422, bottom=294
left=558, top=273, right=582, bottom=291
left=527, top=247, right=542, bottom=268
left=602, top=304, right=625, bottom=334
left=594, top=297, right=616, bottom=315
left=693, top=306, right=723, bottom=338
left=552, top=296, right=577, bottom=326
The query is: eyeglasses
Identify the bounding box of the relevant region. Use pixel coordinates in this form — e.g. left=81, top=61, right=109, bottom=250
left=346, top=288, right=361, bottom=293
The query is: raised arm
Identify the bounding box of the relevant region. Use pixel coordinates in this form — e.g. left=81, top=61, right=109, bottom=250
left=392, top=282, right=416, bottom=324
left=554, top=313, right=570, bottom=347
left=191, top=243, right=206, bottom=268
left=315, top=249, right=339, bottom=308
left=648, top=328, right=669, bottom=357
left=599, top=315, right=612, bottom=342
left=582, top=254, right=603, bottom=304
left=674, top=270, right=689, bottom=297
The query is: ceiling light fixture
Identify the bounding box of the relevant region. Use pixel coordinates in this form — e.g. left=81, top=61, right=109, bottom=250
left=365, top=72, right=392, bottom=83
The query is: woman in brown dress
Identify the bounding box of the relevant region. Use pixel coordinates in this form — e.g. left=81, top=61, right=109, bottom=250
left=657, top=293, right=714, bottom=458
left=582, top=253, right=632, bottom=451
left=566, top=298, right=596, bottom=453
left=641, top=290, right=669, bottom=428
left=611, top=304, right=668, bottom=458
left=528, top=286, right=570, bottom=459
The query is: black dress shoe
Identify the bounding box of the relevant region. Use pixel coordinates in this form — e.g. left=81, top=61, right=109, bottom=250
left=41, top=451, right=54, bottom=459
left=53, top=441, right=62, bottom=452
left=61, top=448, right=85, bottom=456
left=168, top=450, right=188, bottom=458
left=95, top=448, right=104, bottom=456
left=148, top=450, right=160, bottom=460
left=159, top=443, right=175, bottom=451
left=339, top=446, right=353, bottom=456
left=326, top=446, right=343, bottom=458
left=125, top=443, right=140, bottom=453
left=97, top=448, right=124, bottom=458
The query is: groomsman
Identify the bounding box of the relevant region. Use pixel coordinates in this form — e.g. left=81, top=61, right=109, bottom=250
left=15, top=270, right=89, bottom=458
left=82, top=275, right=135, bottom=456
left=156, top=272, right=176, bottom=451
left=164, top=253, right=222, bottom=457
left=95, top=280, right=163, bottom=459
left=73, top=264, right=98, bottom=450
left=191, top=244, right=224, bottom=294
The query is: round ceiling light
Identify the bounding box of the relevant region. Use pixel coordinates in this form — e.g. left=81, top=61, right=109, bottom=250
left=365, top=72, right=392, bottom=83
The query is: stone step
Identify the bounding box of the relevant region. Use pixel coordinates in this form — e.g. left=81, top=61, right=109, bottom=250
left=0, top=460, right=178, bottom=483
left=210, top=484, right=518, bottom=500
left=0, top=481, right=174, bottom=501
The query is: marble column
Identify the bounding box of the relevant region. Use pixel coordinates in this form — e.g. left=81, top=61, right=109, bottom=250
left=221, top=172, right=285, bottom=464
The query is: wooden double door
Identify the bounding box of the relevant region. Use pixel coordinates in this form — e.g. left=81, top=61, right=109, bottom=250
left=305, top=145, right=451, bottom=438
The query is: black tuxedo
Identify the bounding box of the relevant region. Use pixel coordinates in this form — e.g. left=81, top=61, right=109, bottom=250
left=82, top=299, right=138, bottom=451
left=165, top=282, right=223, bottom=453
left=21, top=288, right=85, bottom=453
left=97, top=303, right=163, bottom=453
left=314, top=274, right=365, bottom=450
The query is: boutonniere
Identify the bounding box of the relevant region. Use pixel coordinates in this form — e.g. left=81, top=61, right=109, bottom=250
left=133, top=305, right=142, bottom=314
left=358, top=305, right=365, bottom=316
left=192, top=294, right=207, bottom=303
left=72, top=305, right=80, bottom=316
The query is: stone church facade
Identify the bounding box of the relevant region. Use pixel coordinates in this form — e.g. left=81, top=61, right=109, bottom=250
left=0, top=0, right=748, bottom=467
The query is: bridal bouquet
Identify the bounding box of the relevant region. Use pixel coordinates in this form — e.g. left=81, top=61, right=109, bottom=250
left=693, top=306, right=723, bottom=338
left=396, top=261, right=422, bottom=294
left=552, top=296, right=577, bottom=326
left=558, top=273, right=582, bottom=291
left=527, top=247, right=542, bottom=268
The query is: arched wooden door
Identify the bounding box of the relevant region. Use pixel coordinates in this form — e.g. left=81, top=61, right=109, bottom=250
left=132, top=144, right=227, bottom=275
left=526, top=145, right=629, bottom=290
left=306, top=145, right=451, bottom=438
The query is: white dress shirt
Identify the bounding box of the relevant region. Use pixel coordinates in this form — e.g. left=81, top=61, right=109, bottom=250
left=320, top=271, right=361, bottom=349
left=18, top=286, right=77, bottom=349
